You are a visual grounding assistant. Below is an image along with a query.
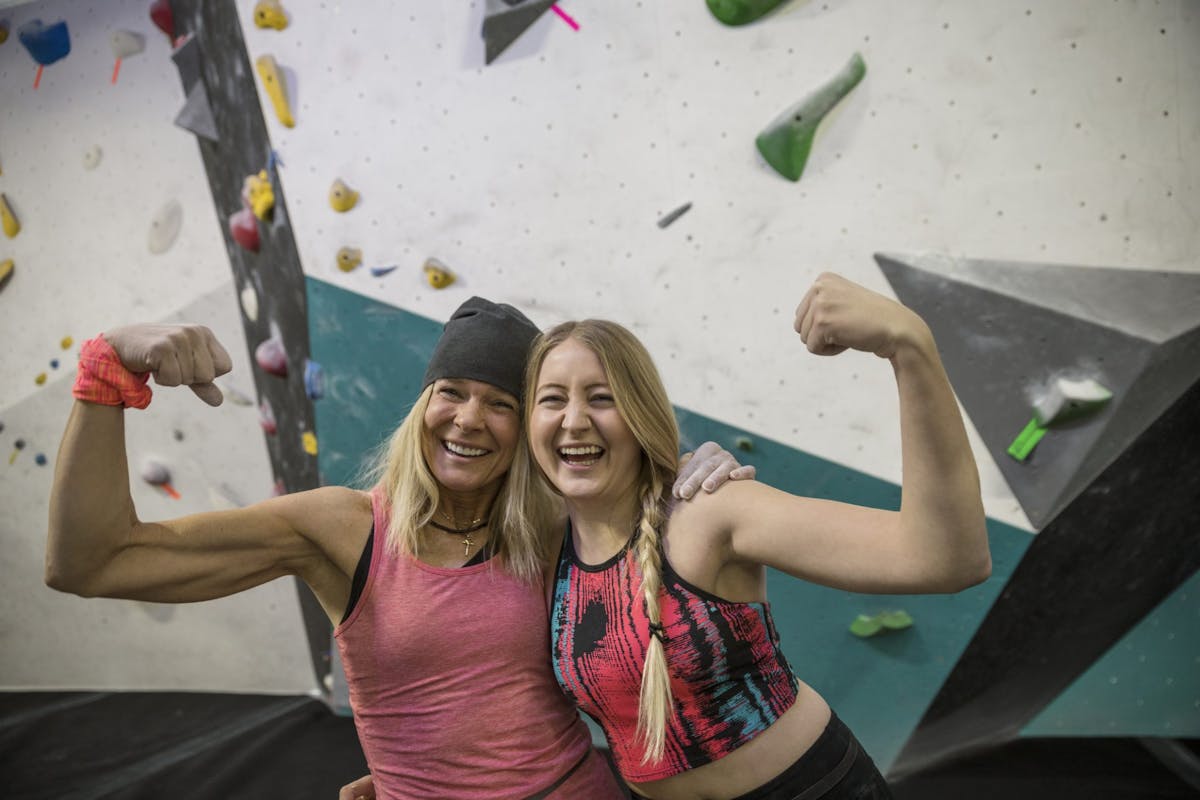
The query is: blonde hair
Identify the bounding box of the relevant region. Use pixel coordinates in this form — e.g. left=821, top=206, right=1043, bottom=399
left=525, top=320, right=680, bottom=764
left=360, top=384, right=556, bottom=584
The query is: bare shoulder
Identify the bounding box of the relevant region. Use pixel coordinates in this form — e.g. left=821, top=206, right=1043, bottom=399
left=669, top=479, right=764, bottom=531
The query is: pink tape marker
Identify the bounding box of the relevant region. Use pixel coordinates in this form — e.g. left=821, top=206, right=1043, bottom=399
left=551, top=4, right=579, bottom=30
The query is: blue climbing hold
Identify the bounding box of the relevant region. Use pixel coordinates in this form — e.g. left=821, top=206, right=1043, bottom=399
left=18, top=19, right=71, bottom=66
left=304, top=358, right=325, bottom=400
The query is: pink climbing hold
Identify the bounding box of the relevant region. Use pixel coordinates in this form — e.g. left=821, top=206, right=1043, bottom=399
left=258, top=398, right=278, bottom=435
left=255, top=335, right=288, bottom=377
left=229, top=206, right=260, bottom=252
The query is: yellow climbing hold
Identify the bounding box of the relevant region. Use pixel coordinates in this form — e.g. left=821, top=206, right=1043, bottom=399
left=35, top=372, right=47, bottom=385
left=423, top=258, right=456, bottom=289
left=255, top=55, right=295, bottom=128
left=302, top=430, right=318, bottom=455
left=328, top=179, right=359, bottom=213
left=0, top=22, right=8, bottom=45
left=0, top=259, right=13, bottom=287
left=1, top=193, right=20, bottom=239
left=61, top=336, right=74, bottom=350
left=336, top=247, right=363, bottom=272
left=253, top=0, right=289, bottom=30
left=243, top=170, right=275, bottom=220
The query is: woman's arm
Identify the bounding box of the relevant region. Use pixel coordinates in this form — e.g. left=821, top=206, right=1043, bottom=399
left=684, top=274, right=990, bottom=595
left=44, top=324, right=360, bottom=616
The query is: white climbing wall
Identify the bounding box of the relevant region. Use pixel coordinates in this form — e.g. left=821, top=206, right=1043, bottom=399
left=238, top=0, right=1199, bottom=532
left=0, top=0, right=1196, bottom=696
left=0, top=0, right=315, bottom=693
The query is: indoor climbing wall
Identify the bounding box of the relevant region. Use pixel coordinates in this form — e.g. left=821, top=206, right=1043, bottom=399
left=0, top=0, right=316, bottom=694
left=0, top=0, right=1196, bottom=781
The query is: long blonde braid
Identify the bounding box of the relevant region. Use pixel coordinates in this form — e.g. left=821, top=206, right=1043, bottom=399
left=633, top=475, right=673, bottom=764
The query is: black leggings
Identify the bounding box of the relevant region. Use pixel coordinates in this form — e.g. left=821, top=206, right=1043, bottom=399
left=632, top=712, right=892, bottom=800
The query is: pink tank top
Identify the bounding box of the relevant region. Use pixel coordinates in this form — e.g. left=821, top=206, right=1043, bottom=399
left=335, top=490, right=615, bottom=799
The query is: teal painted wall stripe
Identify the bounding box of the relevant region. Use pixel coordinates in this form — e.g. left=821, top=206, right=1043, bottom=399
left=306, top=277, right=1032, bottom=772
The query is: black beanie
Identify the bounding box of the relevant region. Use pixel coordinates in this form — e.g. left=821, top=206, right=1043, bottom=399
left=422, top=297, right=540, bottom=399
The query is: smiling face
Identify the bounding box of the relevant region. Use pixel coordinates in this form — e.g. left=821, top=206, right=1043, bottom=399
left=529, top=338, right=644, bottom=510
left=421, top=378, right=521, bottom=495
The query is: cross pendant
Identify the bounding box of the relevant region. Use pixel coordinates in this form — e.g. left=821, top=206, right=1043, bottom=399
left=463, top=534, right=473, bottom=557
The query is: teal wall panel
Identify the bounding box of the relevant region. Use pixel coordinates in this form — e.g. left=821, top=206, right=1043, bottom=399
left=306, top=277, right=1034, bottom=773
left=1023, top=568, right=1200, bottom=738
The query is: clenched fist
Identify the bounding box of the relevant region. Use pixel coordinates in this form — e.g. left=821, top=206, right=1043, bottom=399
left=103, top=324, right=233, bottom=407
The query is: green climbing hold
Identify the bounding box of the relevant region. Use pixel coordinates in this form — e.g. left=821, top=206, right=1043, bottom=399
left=849, top=609, right=913, bottom=638
left=735, top=435, right=754, bottom=452
left=756, top=52, right=867, bottom=182
left=706, top=0, right=788, bottom=26
left=849, top=615, right=883, bottom=638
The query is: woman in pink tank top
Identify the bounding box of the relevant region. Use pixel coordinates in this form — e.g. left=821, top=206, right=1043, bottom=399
left=47, top=297, right=746, bottom=800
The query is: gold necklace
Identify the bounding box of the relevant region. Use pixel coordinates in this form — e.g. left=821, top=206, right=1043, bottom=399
left=430, top=511, right=489, bottom=557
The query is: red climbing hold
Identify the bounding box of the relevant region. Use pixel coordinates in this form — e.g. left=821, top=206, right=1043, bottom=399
left=229, top=206, right=260, bottom=252
left=149, top=0, right=175, bottom=41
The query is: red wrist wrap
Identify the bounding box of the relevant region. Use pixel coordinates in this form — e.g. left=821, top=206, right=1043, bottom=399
left=73, top=336, right=153, bottom=409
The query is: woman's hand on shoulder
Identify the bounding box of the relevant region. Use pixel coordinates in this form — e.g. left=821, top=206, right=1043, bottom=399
left=673, top=441, right=757, bottom=500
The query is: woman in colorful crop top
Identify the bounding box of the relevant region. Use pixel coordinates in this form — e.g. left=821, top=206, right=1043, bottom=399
left=525, top=273, right=992, bottom=800
left=46, top=297, right=746, bottom=800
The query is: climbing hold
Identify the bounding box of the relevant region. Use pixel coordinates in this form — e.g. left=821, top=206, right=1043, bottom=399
left=657, top=202, right=692, bottom=229
left=328, top=179, right=359, bottom=213
left=336, top=247, right=362, bottom=272
left=18, top=19, right=71, bottom=66
left=370, top=265, right=399, bottom=278
left=110, top=30, right=144, bottom=59
left=849, top=609, right=913, bottom=638
left=173, top=428, right=184, bottom=442
left=35, top=453, right=47, bottom=466
left=148, top=199, right=183, bottom=254
left=109, top=30, right=143, bottom=83
left=140, top=458, right=181, bottom=499
left=734, top=436, right=754, bottom=452
left=9, top=437, right=25, bottom=464
left=259, top=399, right=278, bottom=435
left=1033, top=377, right=1112, bottom=427
left=242, top=170, right=275, bottom=220
left=60, top=336, right=73, bottom=350
left=0, top=21, right=8, bottom=45
left=50, top=358, right=59, bottom=369
left=0, top=259, right=13, bottom=291
left=240, top=284, right=259, bottom=322
left=255, top=55, right=295, bottom=128
left=149, top=0, right=175, bottom=42
left=34, top=372, right=47, bottom=386
left=1, top=193, right=21, bottom=238
left=302, top=430, right=318, bottom=455
left=255, top=335, right=288, bottom=377
left=254, top=0, right=289, bottom=30
left=756, top=52, right=867, bottom=182
left=303, top=359, right=324, bottom=400
left=229, top=206, right=260, bottom=252
left=481, top=0, right=555, bottom=65
left=424, top=257, right=456, bottom=289
left=83, top=145, right=103, bottom=170
left=706, top=0, right=787, bottom=26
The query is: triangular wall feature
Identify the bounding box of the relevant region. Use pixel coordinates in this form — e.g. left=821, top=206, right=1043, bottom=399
left=876, top=253, right=1200, bottom=530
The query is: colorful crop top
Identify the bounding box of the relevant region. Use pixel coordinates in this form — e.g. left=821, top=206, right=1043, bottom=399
left=550, top=522, right=799, bottom=782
